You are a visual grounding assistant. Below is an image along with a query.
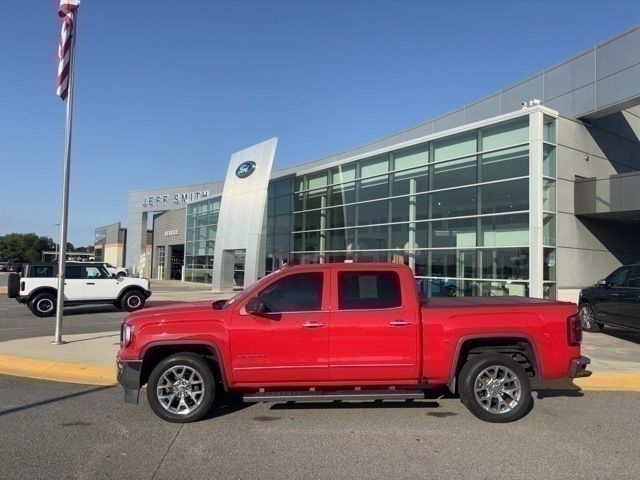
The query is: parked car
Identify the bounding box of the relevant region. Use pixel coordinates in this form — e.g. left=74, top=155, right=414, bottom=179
left=7, top=262, right=151, bottom=317
left=117, top=263, right=589, bottom=424
left=67, top=261, right=128, bottom=278
left=6, top=263, right=23, bottom=274
left=579, top=263, right=640, bottom=332
left=0, top=262, right=7, bottom=272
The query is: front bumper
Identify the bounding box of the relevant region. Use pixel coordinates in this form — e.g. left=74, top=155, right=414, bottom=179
left=116, top=356, right=142, bottom=404
left=568, top=355, right=592, bottom=378
left=144, top=290, right=152, bottom=299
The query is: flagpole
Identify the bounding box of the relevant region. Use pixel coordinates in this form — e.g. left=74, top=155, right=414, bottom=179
left=52, top=12, right=78, bottom=346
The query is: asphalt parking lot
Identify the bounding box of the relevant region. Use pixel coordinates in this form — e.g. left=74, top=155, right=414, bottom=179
left=0, top=374, right=638, bottom=480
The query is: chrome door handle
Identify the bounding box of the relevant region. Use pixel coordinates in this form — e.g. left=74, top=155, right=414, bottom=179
left=389, top=320, right=412, bottom=327
left=86, top=282, right=95, bottom=285
left=302, top=322, right=325, bottom=329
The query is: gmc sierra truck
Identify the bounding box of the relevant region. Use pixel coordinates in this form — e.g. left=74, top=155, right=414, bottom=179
left=117, top=263, right=590, bottom=423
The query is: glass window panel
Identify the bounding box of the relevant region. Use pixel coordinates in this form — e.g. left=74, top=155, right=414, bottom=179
left=303, top=210, right=322, bottom=231
left=394, top=144, right=428, bottom=170
left=433, top=131, right=476, bottom=162
left=480, top=145, right=529, bottom=182
left=357, top=226, right=388, bottom=250
left=543, top=179, right=556, bottom=211
left=354, top=250, right=390, bottom=263
left=544, top=248, right=556, bottom=281
left=391, top=197, right=410, bottom=223
left=357, top=199, right=389, bottom=225
left=415, top=194, right=430, bottom=221
left=294, top=177, right=305, bottom=192
left=326, top=228, right=355, bottom=251
left=415, top=222, right=428, bottom=248
left=481, top=248, right=529, bottom=280
left=390, top=223, right=410, bottom=249
left=544, top=214, right=556, bottom=246
left=359, top=154, right=389, bottom=178
left=543, top=284, right=556, bottom=299
left=293, top=212, right=304, bottom=231
left=480, top=179, right=528, bottom=214
left=293, top=193, right=304, bottom=211
left=543, top=115, right=556, bottom=143
left=329, top=181, right=356, bottom=206
left=433, top=156, right=477, bottom=190
left=330, top=163, right=356, bottom=184
left=431, top=218, right=477, bottom=248
left=327, top=205, right=356, bottom=228
left=392, top=166, right=428, bottom=195
left=470, top=280, right=529, bottom=297
left=274, top=234, right=290, bottom=253
left=543, top=144, right=556, bottom=178
left=275, top=179, right=292, bottom=197
left=274, top=214, right=291, bottom=235
left=274, top=195, right=291, bottom=215
left=431, top=187, right=477, bottom=219
left=307, top=171, right=328, bottom=190
left=481, top=214, right=529, bottom=246
left=430, top=249, right=476, bottom=279
left=481, top=117, right=529, bottom=151
left=359, top=174, right=389, bottom=201
left=306, top=188, right=326, bottom=210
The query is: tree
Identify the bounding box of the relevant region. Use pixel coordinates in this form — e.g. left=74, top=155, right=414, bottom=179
left=0, top=233, right=56, bottom=263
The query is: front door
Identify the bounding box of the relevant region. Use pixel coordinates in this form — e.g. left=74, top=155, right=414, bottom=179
left=229, top=270, right=330, bottom=385
left=170, top=245, right=184, bottom=280
left=82, top=264, right=117, bottom=299
left=329, top=269, right=419, bottom=382
left=618, top=265, right=640, bottom=330
left=592, top=266, right=631, bottom=326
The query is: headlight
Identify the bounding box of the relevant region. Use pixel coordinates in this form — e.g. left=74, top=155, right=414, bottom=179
left=121, top=323, right=134, bottom=347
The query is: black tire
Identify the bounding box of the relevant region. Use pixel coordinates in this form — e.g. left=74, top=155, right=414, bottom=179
left=445, top=285, right=457, bottom=297
left=458, top=353, right=532, bottom=423
left=121, top=290, right=145, bottom=312
left=146, top=353, right=215, bottom=423
left=579, top=303, right=603, bottom=332
left=31, top=293, right=57, bottom=317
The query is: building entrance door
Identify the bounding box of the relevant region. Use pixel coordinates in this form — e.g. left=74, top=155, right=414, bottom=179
left=233, top=249, right=246, bottom=289
left=170, top=245, right=184, bottom=280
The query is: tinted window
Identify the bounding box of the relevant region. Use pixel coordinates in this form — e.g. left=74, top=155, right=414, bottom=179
left=606, top=267, right=629, bottom=287
left=258, top=272, right=323, bottom=312
left=338, top=271, right=402, bottom=310
left=65, top=265, right=82, bottom=279
left=30, top=265, right=54, bottom=277
left=628, top=266, right=640, bottom=288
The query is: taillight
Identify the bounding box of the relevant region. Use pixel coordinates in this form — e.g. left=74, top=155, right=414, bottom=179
left=20, top=281, right=25, bottom=291
left=568, top=314, right=582, bottom=346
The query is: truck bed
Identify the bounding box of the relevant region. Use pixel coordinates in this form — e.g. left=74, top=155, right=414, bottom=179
left=421, top=296, right=573, bottom=308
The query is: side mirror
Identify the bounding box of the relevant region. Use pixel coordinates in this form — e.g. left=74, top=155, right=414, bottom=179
left=110, top=273, right=117, bottom=279
left=245, top=297, right=267, bottom=315
left=597, top=279, right=606, bottom=286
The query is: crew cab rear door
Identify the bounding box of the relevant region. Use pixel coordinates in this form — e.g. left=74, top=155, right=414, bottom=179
left=229, top=269, right=330, bottom=385
left=328, top=268, right=420, bottom=382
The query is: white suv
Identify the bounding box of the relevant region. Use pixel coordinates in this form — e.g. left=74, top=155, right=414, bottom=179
left=7, top=263, right=151, bottom=317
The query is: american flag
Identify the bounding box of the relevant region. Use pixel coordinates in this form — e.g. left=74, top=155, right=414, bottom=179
left=56, top=1, right=81, bottom=101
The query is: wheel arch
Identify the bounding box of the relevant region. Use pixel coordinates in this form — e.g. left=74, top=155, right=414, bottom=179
left=28, top=287, right=58, bottom=302
left=117, top=286, right=146, bottom=302
left=139, top=340, right=229, bottom=392
left=447, top=333, right=541, bottom=394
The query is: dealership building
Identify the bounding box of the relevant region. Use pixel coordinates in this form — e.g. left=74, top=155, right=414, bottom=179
left=98, top=25, right=640, bottom=301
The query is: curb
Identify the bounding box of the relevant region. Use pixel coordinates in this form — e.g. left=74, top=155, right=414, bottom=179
left=0, top=353, right=639, bottom=392
left=0, top=354, right=117, bottom=386
left=0, top=286, right=7, bottom=295
left=573, top=373, right=640, bottom=392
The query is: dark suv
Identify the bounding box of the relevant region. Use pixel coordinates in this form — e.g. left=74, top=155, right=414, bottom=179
left=579, top=264, right=640, bottom=332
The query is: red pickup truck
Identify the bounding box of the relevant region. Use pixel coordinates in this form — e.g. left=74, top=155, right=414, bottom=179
left=117, top=263, right=590, bottom=423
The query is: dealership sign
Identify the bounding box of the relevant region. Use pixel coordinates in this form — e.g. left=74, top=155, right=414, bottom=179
left=142, top=190, right=210, bottom=208
left=235, top=161, right=256, bottom=178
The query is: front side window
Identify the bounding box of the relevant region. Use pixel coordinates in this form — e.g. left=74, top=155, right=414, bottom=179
left=606, top=267, right=630, bottom=287
left=627, top=266, right=640, bottom=288
left=258, top=272, right=323, bottom=312
left=84, top=266, right=107, bottom=279
left=338, top=271, right=402, bottom=310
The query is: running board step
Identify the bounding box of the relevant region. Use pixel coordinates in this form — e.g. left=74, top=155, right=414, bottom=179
left=243, top=389, right=425, bottom=403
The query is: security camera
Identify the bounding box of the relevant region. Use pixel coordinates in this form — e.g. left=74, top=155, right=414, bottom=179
left=521, top=102, right=528, bottom=109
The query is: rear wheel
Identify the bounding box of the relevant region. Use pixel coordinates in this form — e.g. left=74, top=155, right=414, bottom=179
left=121, top=290, right=145, bottom=312
left=458, top=354, right=532, bottom=423
left=146, top=353, right=215, bottom=423
left=31, top=293, right=56, bottom=317
left=579, top=303, right=602, bottom=332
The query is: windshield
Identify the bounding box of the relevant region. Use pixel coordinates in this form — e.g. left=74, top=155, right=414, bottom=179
left=221, top=272, right=276, bottom=309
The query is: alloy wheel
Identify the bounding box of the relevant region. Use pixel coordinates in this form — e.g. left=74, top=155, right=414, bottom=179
left=473, top=365, right=522, bottom=414
left=156, top=365, right=205, bottom=415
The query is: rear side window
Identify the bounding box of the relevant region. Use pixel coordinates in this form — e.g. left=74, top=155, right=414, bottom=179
left=30, top=265, right=54, bottom=277
left=65, top=265, right=82, bottom=279
left=258, top=272, right=323, bottom=312
left=628, top=266, right=640, bottom=288
left=338, top=271, right=402, bottom=310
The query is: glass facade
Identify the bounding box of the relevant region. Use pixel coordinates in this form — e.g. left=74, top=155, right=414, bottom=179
left=542, top=115, right=557, bottom=299
left=266, top=115, right=541, bottom=297
left=184, top=197, right=221, bottom=283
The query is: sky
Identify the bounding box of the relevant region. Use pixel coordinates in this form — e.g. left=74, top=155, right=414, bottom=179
left=0, top=1, right=639, bottom=246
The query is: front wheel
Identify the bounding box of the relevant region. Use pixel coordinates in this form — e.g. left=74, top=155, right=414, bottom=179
left=121, top=290, right=146, bottom=312
left=579, top=304, right=602, bottom=332
left=458, top=354, right=532, bottom=423
left=146, top=353, right=215, bottom=423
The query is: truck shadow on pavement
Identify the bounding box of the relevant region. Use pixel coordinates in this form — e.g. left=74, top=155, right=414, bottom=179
left=602, top=326, right=640, bottom=345
left=0, top=385, right=116, bottom=417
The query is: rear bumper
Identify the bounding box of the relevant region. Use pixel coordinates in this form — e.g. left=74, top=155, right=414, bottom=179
left=568, top=355, right=592, bottom=378
left=15, top=295, right=27, bottom=304
left=116, top=356, right=142, bottom=404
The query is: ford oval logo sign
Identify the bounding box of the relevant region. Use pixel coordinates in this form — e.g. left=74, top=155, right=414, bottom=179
left=235, top=161, right=256, bottom=179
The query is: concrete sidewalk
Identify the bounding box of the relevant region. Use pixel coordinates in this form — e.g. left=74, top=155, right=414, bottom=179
left=0, top=327, right=639, bottom=391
